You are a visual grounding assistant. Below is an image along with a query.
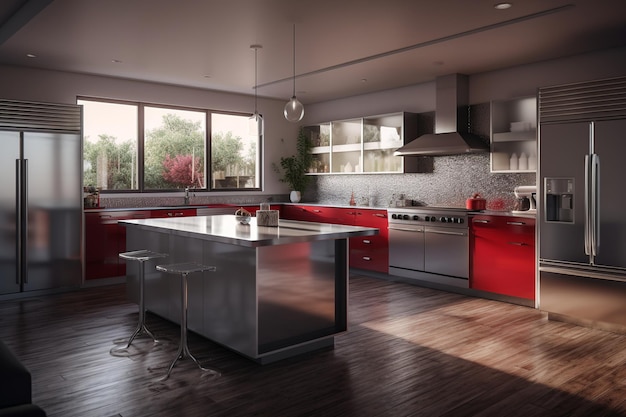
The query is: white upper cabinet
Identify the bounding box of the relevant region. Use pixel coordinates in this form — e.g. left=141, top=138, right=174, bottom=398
left=490, top=96, right=537, bottom=173
left=304, top=112, right=423, bottom=175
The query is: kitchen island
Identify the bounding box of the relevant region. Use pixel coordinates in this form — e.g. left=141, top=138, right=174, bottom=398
left=121, top=215, right=378, bottom=363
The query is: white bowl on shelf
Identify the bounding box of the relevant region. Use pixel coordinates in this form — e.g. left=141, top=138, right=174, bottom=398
left=510, top=121, right=531, bottom=132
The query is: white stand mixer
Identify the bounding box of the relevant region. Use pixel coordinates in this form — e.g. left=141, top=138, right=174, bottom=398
left=512, top=185, right=537, bottom=214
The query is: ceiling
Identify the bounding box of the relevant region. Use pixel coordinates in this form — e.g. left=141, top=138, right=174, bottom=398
left=1, top=0, right=625, bottom=104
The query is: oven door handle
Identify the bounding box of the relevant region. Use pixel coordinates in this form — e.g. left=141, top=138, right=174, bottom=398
left=424, top=228, right=467, bottom=236
left=388, top=226, right=424, bottom=233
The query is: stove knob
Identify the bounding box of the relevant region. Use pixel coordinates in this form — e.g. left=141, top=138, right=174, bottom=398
left=439, top=217, right=447, bottom=223
left=402, top=214, right=410, bottom=220
left=456, top=218, right=464, bottom=224
left=412, top=215, right=420, bottom=221
left=391, top=214, right=397, bottom=219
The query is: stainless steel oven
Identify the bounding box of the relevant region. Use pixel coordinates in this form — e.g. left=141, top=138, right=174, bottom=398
left=388, top=207, right=471, bottom=288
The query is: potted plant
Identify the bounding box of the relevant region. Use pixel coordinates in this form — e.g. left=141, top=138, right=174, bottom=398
left=273, top=128, right=313, bottom=202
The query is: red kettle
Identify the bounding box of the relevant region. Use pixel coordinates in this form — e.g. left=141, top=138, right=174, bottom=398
left=466, top=193, right=486, bottom=210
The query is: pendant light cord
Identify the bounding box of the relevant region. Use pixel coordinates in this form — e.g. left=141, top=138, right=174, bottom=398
left=292, top=23, right=296, bottom=97
left=254, top=46, right=258, bottom=113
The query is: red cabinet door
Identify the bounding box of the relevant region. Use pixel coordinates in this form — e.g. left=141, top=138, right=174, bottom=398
left=85, top=212, right=117, bottom=280
left=470, top=215, right=535, bottom=300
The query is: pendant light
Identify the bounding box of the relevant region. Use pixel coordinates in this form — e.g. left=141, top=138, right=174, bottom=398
left=284, top=24, right=304, bottom=122
left=249, top=44, right=264, bottom=136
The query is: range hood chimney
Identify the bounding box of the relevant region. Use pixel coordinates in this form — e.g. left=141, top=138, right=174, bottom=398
left=395, top=74, right=488, bottom=156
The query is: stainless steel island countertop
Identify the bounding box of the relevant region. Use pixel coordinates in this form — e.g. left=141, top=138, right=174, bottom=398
left=120, top=214, right=378, bottom=247
left=121, top=214, right=377, bottom=364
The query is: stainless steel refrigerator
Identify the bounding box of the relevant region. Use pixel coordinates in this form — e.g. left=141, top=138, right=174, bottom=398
left=538, top=76, right=626, bottom=330
left=0, top=99, right=83, bottom=296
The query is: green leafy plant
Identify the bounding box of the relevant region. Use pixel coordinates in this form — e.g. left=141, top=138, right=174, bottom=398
left=273, top=128, right=313, bottom=192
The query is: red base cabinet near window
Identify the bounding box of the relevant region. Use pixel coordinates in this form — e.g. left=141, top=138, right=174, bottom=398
left=85, top=208, right=197, bottom=280
left=85, top=210, right=150, bottom=280
left=281, top=205, right=388, bottom=274
left=470, top=215, right=536, bottom=300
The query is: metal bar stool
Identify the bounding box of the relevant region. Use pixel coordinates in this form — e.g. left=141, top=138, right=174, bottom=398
left=113, top=250, right=168, bottom=352
left=155, top=261, right=219, bottom=380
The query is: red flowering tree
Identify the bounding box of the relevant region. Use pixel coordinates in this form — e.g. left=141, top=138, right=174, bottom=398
left=162, top=154, right=204, bottom=188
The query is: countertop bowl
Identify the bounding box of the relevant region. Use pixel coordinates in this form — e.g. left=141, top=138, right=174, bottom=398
left=236, top=215, right=251, bottom=225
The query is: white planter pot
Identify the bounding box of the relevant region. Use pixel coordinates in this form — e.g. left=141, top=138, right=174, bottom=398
left=290, top=190, right=301, bottom=203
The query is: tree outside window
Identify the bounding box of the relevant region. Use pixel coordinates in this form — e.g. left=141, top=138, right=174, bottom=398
left=79, top=99, right=138, bottom=191
left=144, top=107, right=205, bottom=190
left=211, top=113, right=259, bottom=189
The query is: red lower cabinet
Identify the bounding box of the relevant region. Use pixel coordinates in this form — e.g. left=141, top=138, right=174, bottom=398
left=85, top=210, right=150, bottom=280
left=470, top=215, right=535, bottom=300
left=150, top=208, right=196, bottom=218
left=281, top=205, right=388, bottom=274
left=350, top=209, right=388, bottom=273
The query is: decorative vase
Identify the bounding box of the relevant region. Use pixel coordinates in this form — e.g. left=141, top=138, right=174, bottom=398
left=290, top=190, right=301, bottom=203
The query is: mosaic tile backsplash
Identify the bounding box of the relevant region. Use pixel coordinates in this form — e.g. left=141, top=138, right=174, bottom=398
left=305, top=153, right=536, bottom=210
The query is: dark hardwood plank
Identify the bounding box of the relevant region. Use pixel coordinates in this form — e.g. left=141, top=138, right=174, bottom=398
left=1, top=275, right=625, bottom=417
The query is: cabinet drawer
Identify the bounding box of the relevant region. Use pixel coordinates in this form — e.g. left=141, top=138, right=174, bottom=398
left=472, top=216, right=534, bottom=244
left=350, top=250, right=388, bottom=273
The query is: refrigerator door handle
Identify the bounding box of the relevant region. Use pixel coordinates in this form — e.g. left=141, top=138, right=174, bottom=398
left=591, top=154, right=600, bottom=257
left=584, top=154, right=592, bottom=256
left=22, top=159, right=28, bottom=284
left=16, top=160, right=23, bottom=285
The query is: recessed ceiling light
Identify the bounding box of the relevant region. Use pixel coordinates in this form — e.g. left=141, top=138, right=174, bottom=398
left=361, top=78, right=367, bottom=83
left=203, top=74, right=211, bottom=79
left=494, top=2, right=512, bottom=10
left=26, top=53, right=37, bottom=58
left=111, top=59, right=122, bottom=63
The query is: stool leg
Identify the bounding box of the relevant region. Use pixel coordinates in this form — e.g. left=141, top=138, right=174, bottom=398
left=125, top=260, right=159, bottom=347
left=162, top=272, right=219, bottom=381
left=113, top=259, right=159, bottom=353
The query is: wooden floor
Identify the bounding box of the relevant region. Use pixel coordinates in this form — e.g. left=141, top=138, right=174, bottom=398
left=1, top=274, right=625, bottom=417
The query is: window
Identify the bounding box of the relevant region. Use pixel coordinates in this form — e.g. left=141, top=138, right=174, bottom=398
left=79, top=99, right=138, bottom=191
left=78, top=98, right=261, bottom=192
left=144, top=106, right=206, bottom=190
left=211, top=113, right=260, bottom=189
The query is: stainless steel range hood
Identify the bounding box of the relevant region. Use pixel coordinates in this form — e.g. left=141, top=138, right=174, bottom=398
left=395, top=74, right=488, bottom=156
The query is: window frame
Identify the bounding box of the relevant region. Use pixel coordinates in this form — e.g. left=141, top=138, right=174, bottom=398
left=77, top=96, right=262, bottom=193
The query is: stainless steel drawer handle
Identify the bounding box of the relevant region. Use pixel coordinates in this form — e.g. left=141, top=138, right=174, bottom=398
left=374, top=213, right=386, bottom=218
left=474, top=219, right=490, bottom=223
left=167, top=212, right=184, bottom=217
left=362, top=256, right=371, bottom=261
left=312, top=209, right=321, bottom=213
left=506, top=221, right=526, bottom=226
left=508, top=241, right=527, bottom=246
left=389, top=227, right=424, bottom=233
left=425, top=229, right=467, bottom=236
left=362, top=239, right=371, bottom=244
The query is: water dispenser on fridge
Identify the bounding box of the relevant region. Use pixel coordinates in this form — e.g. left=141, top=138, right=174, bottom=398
left=544, top=178, right=574, bottom=223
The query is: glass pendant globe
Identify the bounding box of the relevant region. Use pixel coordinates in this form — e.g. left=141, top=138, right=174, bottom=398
left=284, top=96, right=304, bottom=122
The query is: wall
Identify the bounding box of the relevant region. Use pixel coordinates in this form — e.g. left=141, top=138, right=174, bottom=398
left=2, top=45, right=625, bottom=208
left=0, top=64, right=300, bottom=202
left=301, top=46, right=626, bottom=209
